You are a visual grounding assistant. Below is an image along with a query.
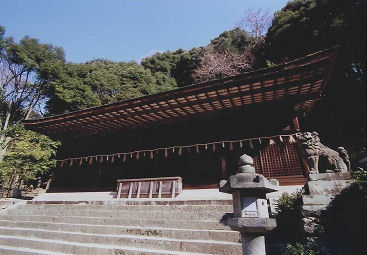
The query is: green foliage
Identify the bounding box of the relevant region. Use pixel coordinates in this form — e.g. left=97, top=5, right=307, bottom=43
left=352, top=167, right=367, bottom=184
left=171, top=48, right=204, bottom=87
left=141, top=47, right=204, bottom=87
left=46, top=28, right=259, bottom=113
left=266, top=60, right=276, bottom=67
left=265, top=0, right=366, bottom=80
left=141, top=50, right=180, bottom=75
left=46, top=60, right=177, bottom=114
left=286, top=243, right=319, bottom=255
left=209, top=27, right=255, bottom=54
left=45, top=62, right=101, bottom=113
left=264, top=0, right=366, bottom=162
left=1, top=34, right=65, bottom=126
left=266, top=0, right=366, bottom=64
left=0, top=125, right=60, bottom=191
left=6, top=36, right=64, bottom=71
left=277, top=192, right=302, bottom=212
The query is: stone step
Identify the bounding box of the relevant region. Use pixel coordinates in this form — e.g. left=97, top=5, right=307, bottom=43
left=27, top=199, right=233, bottom=206
left=15, top=203, right=233, bottom=212
left=0, top=214, right=231, bottom=230
left=0, top=244, right=72, bottom=255
left=0, top=227, right=242, bottom=255
left=0, top=235, right=211, bottom=255
left=6, top=208, right=231, bottom=220
left=302, top=195, right=334, bottom=205
left=0, top=220, right=240, bottom=242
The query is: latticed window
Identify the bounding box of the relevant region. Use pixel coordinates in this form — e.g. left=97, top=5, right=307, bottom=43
left=253, top=143, right=304, bottom=178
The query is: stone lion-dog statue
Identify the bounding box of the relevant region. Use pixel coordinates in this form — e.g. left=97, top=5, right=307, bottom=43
left=295, top=131, right=350, bottom=174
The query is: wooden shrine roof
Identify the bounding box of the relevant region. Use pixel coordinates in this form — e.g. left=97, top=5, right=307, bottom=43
left=23, top=47, right=337, bottom=139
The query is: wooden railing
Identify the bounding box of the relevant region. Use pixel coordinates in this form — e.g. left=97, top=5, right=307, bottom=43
left=116, top=177, right=182, bottom=199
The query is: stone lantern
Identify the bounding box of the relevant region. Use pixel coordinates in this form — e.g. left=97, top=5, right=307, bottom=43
left=219, top=154, right=279, bottom=255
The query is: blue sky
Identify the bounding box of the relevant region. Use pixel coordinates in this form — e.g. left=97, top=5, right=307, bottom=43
left=0, top=0, right=289, bottom=63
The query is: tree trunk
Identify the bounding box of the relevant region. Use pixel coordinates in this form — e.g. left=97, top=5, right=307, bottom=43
left=0, top=136, right=11, bottom=163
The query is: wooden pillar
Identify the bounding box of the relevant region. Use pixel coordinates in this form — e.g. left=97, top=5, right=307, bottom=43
left=221, top=156, right=227, bottom=179
left=293, top=116, right=301, bottom=132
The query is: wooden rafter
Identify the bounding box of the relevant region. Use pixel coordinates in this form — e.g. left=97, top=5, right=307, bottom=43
left=23, top=47, right=338, bottom=139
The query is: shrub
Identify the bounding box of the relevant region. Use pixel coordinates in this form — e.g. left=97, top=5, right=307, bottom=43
left=277, top=192, right=302, bottom=212
left=286, top=243, right=319, bottom=255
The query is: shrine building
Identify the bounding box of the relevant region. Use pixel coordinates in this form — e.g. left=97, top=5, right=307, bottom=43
left=23, top=47, right=337, bottom=194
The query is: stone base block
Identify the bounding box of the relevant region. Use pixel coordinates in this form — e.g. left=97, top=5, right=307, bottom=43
left=302, top=205, right=327, bottom=217
left=306, top=179, right=353, bottom=195
left=227, top=217, right=277, bottom=234
left=308, top=172, right=351, bottom=181
left=302, top=195, right=334, bottom=205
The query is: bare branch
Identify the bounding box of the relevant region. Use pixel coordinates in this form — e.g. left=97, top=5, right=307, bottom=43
left=193, top=47, right=255, bottom=82
left=236, top=9, right=272, bottom=37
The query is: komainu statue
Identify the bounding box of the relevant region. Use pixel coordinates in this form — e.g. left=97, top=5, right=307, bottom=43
left=296, top=131, right=350, bottom=174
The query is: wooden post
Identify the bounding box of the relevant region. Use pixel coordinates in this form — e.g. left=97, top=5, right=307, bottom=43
left=258, top=151, right=264, bottom=175
left=171, top=181, right=176, bottom=199
left=158, top=181, right=162, bottom=199
left=221, top=156, right=227, bottom=179
left=128, top=182, right=133, bottom=199
left=136, top=182, right=141, bottom=198
left=117, top=182, right=122, bottom=199
left=149, top=181, right=153, bottom=198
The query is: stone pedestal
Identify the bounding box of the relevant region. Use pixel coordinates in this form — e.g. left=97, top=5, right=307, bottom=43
left=305, top=172, right=353, bottom=195
left=301, top=172, right=353, bottom=247
left=242, top=234, right=266, bottom=255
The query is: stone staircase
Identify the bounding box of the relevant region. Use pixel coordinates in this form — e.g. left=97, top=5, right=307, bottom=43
left=0, top=200, right=241, bottom=255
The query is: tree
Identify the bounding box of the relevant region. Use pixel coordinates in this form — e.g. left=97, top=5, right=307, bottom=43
left=266, top=0, right=366, bottom=72
left=45, top=62, right=100, bottom=114
left=264, top=0, right=366, bottom=163
left=193, top=28, right=259, bottom=82
left=141, top=48, right=204, bottom=87
left=0, top=34, right=65, bottom=161
left=193, top=47, right=255, bottom=82
left=141, top=51, right=180, bottom=75
left=46, top=60, right=177, bottom=114
left=209, top=27, right=256, bottom=54
left=171, top=48, right=204, bottom=86
left=237, top=9, right=273, bottom=38
left=0, top=125, right=60, bottom=197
